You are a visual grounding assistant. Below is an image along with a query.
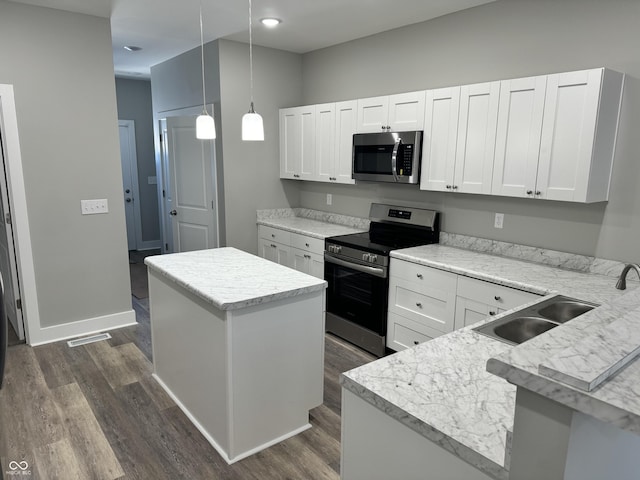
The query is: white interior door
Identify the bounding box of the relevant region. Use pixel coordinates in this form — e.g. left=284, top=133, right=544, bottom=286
left=165, top=116, right=218, bottom=253
left=118, top=120, right=142, bottom=250
left=0, top=126, right=24, bottom=340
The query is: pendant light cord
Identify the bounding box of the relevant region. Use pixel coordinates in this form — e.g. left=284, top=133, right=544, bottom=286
left=200, top=2, right=207, bottom=115
left=248, top=0, right=255, bottom=112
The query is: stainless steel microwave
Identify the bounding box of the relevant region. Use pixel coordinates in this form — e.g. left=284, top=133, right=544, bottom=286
left=352, top=131, right=422, bottom=184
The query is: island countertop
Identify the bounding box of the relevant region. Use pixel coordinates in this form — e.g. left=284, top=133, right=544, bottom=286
left=145, top=247, right=326, bottom=311
left=341, top=244, right=637, bottom=479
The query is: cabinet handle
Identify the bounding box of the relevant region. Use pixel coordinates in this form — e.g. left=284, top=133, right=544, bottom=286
left=416, top=273, right=423, bottom=279
left=526, top=190, right=533, bottom=195
left=381, top=126, right=386, bottom=130
left=489, top=311, right=496, bottom=316
left=304, top=254, right=311, bottom=259
left=305, top=243, right=310, bottom=247
left=270, top=244, right=276, bottom=248
left=416, top=302, right=423, bottom=308
left=271, top=234, right=275, bottom=238
left=535, top=191, right=541, bottom=196
left=494, top=296, right=501, bottom=301
left=452, top=185, right=458, bottom=190
left=446, top=185, right=452, bottom=190
left=413, top=340, right=420, bottom=345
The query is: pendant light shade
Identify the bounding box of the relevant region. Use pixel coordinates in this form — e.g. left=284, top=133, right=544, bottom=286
left=197, top=3, right=216, bottom=140
left=242, top=0, right=264, bottom=142
left=242, top=102, right=264, bottom=141
left=196, top=112, right=216, bottom=139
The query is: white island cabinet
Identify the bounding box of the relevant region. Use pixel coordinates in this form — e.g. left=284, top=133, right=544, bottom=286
left=145, top=247, right=327, bottom=464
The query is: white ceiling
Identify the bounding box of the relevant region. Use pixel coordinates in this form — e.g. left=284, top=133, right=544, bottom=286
left=9, top=0, right=495, bottom=78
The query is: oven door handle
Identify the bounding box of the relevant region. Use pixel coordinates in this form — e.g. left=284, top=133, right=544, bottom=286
left=324, top=253, right=387, bottom=278
left=391, top=137, right=401, bottom=182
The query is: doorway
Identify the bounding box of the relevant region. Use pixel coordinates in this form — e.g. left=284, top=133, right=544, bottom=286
left=157, top=105, right=220, bottom=254
left=118, top=120, right=143, bottom=251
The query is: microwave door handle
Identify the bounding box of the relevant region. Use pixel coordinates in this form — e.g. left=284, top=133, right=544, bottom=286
left=391, top=138, right=401, bottom=182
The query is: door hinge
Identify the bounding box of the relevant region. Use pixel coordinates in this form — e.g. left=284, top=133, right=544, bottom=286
left=162, top=189, right=166, bottom=198
left=211, top=201, right=214, bottom=209
left=16, top=298, right=22, bottom=310
left=159, top=133, right=163, bottom=143
left=5, top=212, right=11, bottom=225
left=165, top=243, right=169, bottom=251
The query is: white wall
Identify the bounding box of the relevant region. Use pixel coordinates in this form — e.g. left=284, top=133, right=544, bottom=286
left=0, top=2, right=132, bottom=333
left=298, top=0, right=640, bottom=261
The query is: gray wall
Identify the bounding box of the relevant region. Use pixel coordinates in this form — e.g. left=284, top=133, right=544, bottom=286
left=299, top=0, right=640, bottom=262
left=217, top=39, right=302, bottom=254
left=150, top=39, right=302, bottom=255
left=0, top=2, right=131, bottom=328
left=115, top=78, right=160, bottom=244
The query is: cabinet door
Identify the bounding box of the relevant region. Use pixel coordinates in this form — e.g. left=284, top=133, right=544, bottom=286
left=274, top=242, right=291, bottom=267
left=307, top=251, right=324, bottom=279
left=315, top=103, right=336, bottom=182
left=492, top=76, right=547, bottom=198
left=279, top=108, right=301, bottom=179
left=420, top=87, right=460, bottom=192
left=387, top=312, right=434, bottom=352
left=454, top=296, right=493, bottom=330
left=258, top=238, right=277, bottom=262
left=356, top=96, right=390, bottom=133
left=299, top=106, right=316, bottom=180
left=536, top=69, right=602, bottom=202
left=291, top=247, right=309, bottom=274
left=454, top=81, right=500, bottom=194
left=388, top=91, right=426, bottom=131
left=334, top=100, right=357, bottom=184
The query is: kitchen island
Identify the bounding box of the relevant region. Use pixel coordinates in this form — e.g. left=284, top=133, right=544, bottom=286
left=145, top=247, right=327, bottom=464
left=340, top=244, right=639, bottom=479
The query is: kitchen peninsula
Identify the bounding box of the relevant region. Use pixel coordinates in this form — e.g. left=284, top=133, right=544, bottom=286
left=145, top=247, right=327, bottom=464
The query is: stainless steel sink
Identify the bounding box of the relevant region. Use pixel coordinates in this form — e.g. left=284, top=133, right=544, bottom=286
left=473, top=295, right=599, bottom=345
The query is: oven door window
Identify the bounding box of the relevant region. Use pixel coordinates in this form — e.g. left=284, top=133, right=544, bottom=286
left=325, top=261, right=388, bottom=335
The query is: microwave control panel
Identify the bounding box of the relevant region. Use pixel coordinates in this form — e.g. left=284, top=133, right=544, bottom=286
left=398, top=144, right=414, bottom=176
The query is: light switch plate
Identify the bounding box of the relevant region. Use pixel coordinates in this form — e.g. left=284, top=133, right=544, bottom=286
left=494, top=213, right=504, bottom=229
left=81, top=199, right=109, bottom=215
left=326, top=194, right=332, bottom=206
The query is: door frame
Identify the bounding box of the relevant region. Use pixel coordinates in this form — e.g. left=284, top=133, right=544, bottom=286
left=0, top=84, right=41, bottom=344
left=118, top=119, right=144, bottom=250
left=155, top=104, right=220, bottom=254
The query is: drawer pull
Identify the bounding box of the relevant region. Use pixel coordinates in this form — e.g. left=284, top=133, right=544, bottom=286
left=271, top=234, right=275, bottom=238
left=494, top=295, right=501, bottom=301
left=416, top=273, right=423, bottom=279
left=489, top=311, right=496, bottom=316
left=416, top=302, right=423, bottom=308
left=305, top=243, right=310, bottom=247
left=413, top=340, right=420, bottom=345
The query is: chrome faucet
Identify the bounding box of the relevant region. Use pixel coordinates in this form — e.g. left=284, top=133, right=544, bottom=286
left=615, top=263, right=640, bottom=290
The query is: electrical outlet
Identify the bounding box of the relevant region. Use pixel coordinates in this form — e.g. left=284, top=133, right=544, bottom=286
left=326, top=194, right=332, bottom=206
left=81, top=199, right=109, bottom=215
left=494, top=213, right=504, bottom=229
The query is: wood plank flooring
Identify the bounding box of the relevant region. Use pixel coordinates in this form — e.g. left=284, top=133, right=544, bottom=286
left=0, top=297, right=375, bottom=479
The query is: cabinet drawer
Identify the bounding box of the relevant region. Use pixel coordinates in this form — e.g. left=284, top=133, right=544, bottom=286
left=388, top=274, right=457, bottom=333
left=457, top=276, right=540, bottom=311
left=387, top=312, right=434, bottom=352
left=390, top=259, right=452, bottom=286
left=258, top=225, right=291, bottom=245
left=290, top=233, right=324, bottom=254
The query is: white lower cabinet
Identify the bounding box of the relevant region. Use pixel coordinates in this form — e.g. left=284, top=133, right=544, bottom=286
left=341, top=389, right=494, bottom=480
left=258, top=225, right=325, bottom=279
left=387, top=258, right=542, bottom=351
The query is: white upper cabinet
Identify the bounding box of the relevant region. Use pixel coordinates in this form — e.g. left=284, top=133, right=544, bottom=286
left=333, top=100, right=357, bottom=184
left=279, top=105, right=316, bottom=180
left=453, top=81, right=500, bottom=194
left=315, top=103, right=336, bottom=182
left=356, top=91, right=425, bottom=133
left=536, top=68, right=623, bottom=202
left=420, top=87, right=460, bottom=192
left=492, top=75, right=547, bottom=198
left=493, top=68, right=624, bottom=202
left=421, top=82, right=499, bottom=194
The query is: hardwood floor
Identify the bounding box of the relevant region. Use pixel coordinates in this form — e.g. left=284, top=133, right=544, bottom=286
left=0, top=298, right=375, bottom=479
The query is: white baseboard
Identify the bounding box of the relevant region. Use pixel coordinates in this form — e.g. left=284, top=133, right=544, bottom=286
left=151, top=373, right=312, bottom=464
left=28, top=309, right=137, bottom=346
left=137, top=240, right=161, bottom=251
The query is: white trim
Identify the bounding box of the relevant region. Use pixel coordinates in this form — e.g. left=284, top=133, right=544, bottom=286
left=0, top=84, right=40, bottom=345
left=28, top=309, right=136, bottom=346
left=138, top=239, right=161, bottom=250
left=151, top=373, right=311, bottom=464
left=118, top=119, right=144, bottom=250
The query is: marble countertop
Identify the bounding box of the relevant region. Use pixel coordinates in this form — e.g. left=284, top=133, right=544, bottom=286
left=145, top=247, right=326, bottom=311
left=341, top=244, right=638, bottom=479
left=257, top=216, right=367, bottom=239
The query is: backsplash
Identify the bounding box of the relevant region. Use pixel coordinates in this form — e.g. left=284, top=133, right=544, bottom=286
left=440, top=233, right=630, bottom=278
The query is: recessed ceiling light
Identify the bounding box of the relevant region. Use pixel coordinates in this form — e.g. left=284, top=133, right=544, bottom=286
left=260, top=18, right=281, bottom=28
left=123, top=45, right=142, bottom=52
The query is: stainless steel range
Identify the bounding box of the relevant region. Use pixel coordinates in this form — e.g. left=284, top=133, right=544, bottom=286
left=324, top=203, right=440, bottom=357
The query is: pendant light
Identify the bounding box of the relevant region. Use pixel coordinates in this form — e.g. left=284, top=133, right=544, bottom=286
left=196, top=3, right=216, bottom=140
left=241, top=0, right=264, bottom=141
